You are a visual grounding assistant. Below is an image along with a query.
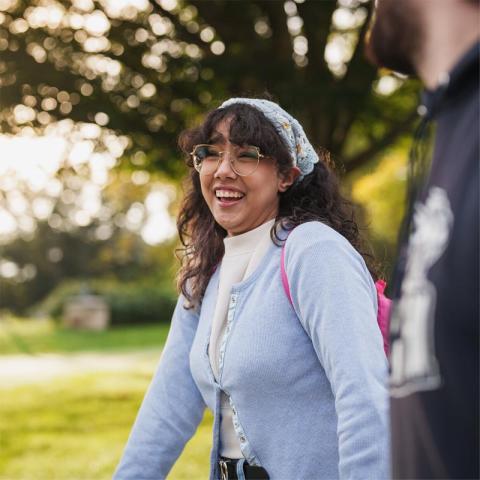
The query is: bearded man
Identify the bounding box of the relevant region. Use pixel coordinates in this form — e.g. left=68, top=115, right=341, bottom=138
left=367, top=1, right=479, bottom=478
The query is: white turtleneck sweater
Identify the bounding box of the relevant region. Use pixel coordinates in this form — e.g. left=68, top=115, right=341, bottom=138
left=208, top=218, right=276, bottom=459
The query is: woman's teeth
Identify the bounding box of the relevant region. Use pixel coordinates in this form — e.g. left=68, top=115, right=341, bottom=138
left=215, top=190, right=245, bottom=199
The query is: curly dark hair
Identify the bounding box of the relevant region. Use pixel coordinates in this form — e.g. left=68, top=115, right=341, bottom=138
left=176, top=103, right=379, bottom=308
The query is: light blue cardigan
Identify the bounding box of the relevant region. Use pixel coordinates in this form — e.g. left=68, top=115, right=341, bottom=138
left=113, top=222, right=390, bottom=479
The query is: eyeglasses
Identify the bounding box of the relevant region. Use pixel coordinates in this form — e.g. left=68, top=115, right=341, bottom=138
left=190, top=144, right=265, bottom=176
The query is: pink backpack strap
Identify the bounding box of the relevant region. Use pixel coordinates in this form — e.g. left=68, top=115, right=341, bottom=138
left=280, top=244, right=293, bottom=306
left=375, top=280, right=391, bottom=355
left=281, top=239, right=391, bottom=356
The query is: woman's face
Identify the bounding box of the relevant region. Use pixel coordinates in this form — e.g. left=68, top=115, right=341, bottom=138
left=199, top=118, right=299, bottom=236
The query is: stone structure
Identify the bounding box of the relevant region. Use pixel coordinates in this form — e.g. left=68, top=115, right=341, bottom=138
left=63, top=294, right=110, bottom=331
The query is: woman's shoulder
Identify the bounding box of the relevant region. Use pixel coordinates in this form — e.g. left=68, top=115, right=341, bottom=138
left=286, top=220, right=351, bottom=250
left=283, top=220, right=368, bottom=272
left=283, top=221, right=374, bottom=291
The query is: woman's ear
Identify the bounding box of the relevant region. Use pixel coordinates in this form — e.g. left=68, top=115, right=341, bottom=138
left=278, top=166, right=301, bottom=192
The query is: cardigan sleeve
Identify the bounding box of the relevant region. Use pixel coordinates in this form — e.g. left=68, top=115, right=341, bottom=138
left=285, top=222, right=390, bottom=480
left=113, top=295, right=206, bottom=480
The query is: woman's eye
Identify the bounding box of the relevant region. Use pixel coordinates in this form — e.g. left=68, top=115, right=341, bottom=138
left=197, top=147, right=219, bottom=159
left=206, top=147, right=220, bottom=157
left=241, top=154, right=257, bottom=162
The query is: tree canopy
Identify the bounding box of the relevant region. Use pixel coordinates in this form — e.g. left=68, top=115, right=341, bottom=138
left=0, top=0, right=422, bottom=313
left=0, top=0, right=419, bottom=177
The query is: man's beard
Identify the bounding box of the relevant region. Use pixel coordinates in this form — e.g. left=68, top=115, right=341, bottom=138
left=365, top=0, right=422, bottom=76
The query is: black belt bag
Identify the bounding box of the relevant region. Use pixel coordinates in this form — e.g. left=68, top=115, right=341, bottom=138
left=218, top=457, right=269, bottom=480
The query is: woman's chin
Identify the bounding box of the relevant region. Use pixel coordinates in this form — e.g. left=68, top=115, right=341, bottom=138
left=216, top=220, right=240, bottom=235
left=214, top=216, right=244, bottom=236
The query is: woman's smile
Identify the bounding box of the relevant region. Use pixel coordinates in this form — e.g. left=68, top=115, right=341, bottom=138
left=214, top=187, right=245, bottom=207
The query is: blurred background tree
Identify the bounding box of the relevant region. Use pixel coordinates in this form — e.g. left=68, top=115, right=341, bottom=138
left=0, top=0, right=418, bottom=172
left=0, top=0, right=419, bottom=316
left=0, top=2, right=422, bottom=478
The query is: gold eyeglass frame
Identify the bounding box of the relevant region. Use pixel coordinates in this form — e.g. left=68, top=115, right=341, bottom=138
left=190, top=144, right=265, bottom=177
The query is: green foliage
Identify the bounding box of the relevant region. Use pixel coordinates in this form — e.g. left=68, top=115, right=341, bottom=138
left=34, top=277, right=177, bottom=326
left=0, top=0, right=423, bottom=317
left=0, top=0, right=419, bottom=175
left=0, top=217, right=179, bottom=314
left=102, top=281, right=177, bottom=326
left=0, top=371, right=212, bottom=479
left=350, top=144, right=409, bottom=275
left=0, top=317, right=171, bottom=355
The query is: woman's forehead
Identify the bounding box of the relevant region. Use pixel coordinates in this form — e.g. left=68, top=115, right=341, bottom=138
left=207, top=117, right=250, bottom=144
left=202, top=107, right=286, bottom=157
left=210, top=117, right=231, bottom=137
left=208, top=130, right=227, bottom=144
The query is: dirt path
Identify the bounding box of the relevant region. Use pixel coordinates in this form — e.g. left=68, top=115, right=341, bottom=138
left=0, top=349, right=162, bottom=387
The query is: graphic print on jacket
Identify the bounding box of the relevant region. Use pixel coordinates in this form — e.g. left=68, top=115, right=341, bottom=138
left=390, top=186, right=454, bottom=397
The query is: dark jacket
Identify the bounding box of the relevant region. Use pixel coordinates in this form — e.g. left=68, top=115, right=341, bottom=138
left=390, top=41, right=479, bottom=479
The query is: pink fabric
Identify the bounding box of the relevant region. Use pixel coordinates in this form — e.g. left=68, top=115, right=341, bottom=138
left=280, top=244, right=391, bottom=356
left=375, top=280, right=391, bottom=355
left=280, top=244, right=293, bottom=306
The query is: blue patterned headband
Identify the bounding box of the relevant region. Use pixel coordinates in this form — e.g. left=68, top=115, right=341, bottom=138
left=219, top=98, right=318, bottom=181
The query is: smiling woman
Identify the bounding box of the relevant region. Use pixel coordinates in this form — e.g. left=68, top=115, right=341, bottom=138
left=113, top=98, right=390, bottom=480
left=195, top=117, right=298, bottom=237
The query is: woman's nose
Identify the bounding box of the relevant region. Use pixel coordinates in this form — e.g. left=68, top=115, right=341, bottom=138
left=214, top=151, right=237, bottom=178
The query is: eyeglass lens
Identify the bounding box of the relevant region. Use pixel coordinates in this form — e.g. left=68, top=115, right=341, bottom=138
left=193, top=144, right=260, bottom=176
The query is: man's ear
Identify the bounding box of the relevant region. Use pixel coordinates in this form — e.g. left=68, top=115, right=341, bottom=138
left=278, top=166, right=301, bottom=192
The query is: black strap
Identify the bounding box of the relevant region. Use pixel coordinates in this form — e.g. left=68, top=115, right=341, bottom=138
left=220, top=458, right=269, bottom=479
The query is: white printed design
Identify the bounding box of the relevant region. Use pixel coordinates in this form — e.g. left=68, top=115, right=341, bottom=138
left=390, top=187, right=454, bottom=398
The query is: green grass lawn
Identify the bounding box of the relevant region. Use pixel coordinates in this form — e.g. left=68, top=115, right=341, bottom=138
left=0, top=318, right=212, bottom=478
left=0, top=370, right=212, bottom=480
left=0, top=318, right=171, bottom=355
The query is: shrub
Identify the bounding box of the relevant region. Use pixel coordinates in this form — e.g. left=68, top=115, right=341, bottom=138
left=34, top=278, right=177, bottom=326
